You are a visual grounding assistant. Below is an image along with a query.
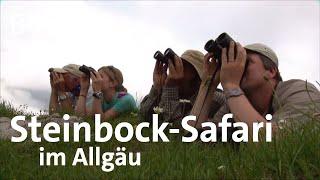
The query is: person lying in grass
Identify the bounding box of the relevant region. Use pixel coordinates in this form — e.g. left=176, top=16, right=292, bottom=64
left=139, top=50, right=225, bottom=123
left=49, top=64, right=92, bottom=115
left=190, top=42, right=320, bottom=139
left=76, top=66, right=137, bottom=121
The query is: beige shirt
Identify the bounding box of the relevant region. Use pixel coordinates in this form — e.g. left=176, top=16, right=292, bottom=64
left=213, top=79, right=320, bottom=123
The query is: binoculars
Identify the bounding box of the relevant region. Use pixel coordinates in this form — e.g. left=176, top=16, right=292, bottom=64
left=48, top=68, right=53, bottom=79
left=205, top=32, right=248, bottom=82
left=153, top=48, right=177, bottom=64
left=79, top=65, right=95, bottom=76
left=204, top=32, right=236, bottom=64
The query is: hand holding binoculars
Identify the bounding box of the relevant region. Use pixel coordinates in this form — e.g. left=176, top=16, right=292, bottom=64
left=48, top=68, right=54, bottom=73
left=204, top=32, right=237, bottom=65
left=79, top=65, right=96, bottom=76
left=205, top=32, right=248, bottom=84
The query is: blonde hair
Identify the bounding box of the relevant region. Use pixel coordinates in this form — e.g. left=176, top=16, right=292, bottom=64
left=98, top=66, right=127, bottom=92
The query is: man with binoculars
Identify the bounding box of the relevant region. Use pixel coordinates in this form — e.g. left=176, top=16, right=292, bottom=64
left=139, top=49, right=226, bottom=123
left=190, top=35, right=320, bottom=136
left=48, top=64, right=91, bottom=114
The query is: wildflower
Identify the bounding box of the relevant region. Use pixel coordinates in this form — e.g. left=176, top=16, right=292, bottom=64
left=153, top=106, right=164, bottom=114
left=217, top=165, right=225, bottom=170
left=278, top=119, right=287, bottom=130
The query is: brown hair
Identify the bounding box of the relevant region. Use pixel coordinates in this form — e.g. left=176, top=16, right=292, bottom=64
left=258, top=54, right=283, bottom=82
left=98, top=66, right=127, bottom=92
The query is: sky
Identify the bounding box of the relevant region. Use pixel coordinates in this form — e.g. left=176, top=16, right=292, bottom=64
left=1, top=0, right=319, bottom=112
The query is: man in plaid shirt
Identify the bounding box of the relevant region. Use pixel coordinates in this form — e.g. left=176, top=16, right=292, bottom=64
left=139, top=50, right=226, bottom=123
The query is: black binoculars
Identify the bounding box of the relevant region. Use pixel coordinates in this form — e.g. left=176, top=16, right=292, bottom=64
left=205, top=32, right=248, bottom=82
left=48, top=68, right=54, bottom=79
left=204, top=32, right=236, bottom=64
left=153, top=48, right=177, bottom=64
left=79, top=65, right=95, bottom=76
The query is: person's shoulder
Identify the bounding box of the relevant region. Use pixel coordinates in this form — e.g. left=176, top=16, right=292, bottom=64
left=277, top=79, right=319, bottom=95
left=117, top=92, right=136, bottom=103
left=275, top=79, right=320, bottom=103
left=116, top=92, right=138, bottom=111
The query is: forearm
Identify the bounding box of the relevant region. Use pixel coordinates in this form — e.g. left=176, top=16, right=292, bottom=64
left=58, top=92, right=73, bottom=113
left=139, top=86, right=161, bottom=121
left=91, top=98, right=103, bottom=118
left=75, top=96, right=87, bottom=116
left=49, top=91, right=58, bottom=114
left=227, top=95, right=278, bottom=133
left=75, top=90, right=89, bottom=116
left=158, top=86, right=181, bottom=122
left=102, top=109, right=118, bottom=121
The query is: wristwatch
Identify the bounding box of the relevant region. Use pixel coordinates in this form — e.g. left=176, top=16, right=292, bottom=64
left=93, top=91, right=103, bottom=99
left=224, top=87, right=244, bottom=99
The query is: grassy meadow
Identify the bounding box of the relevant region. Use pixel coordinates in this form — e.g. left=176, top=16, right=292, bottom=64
left=0, top=100, right=319, bottom=179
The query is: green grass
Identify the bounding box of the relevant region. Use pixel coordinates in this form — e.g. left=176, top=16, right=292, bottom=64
left=0, top=100, right=319, bottom=179
left=0, top=100, right=32, bottom=118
